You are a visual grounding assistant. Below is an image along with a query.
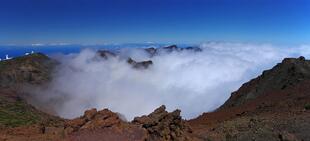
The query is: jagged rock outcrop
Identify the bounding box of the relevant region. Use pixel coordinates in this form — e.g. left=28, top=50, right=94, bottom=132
left=63, top=108, right=148, bottom=141
left=64, top=108, right=123, bottom=133
left=133, top=105, right=193, bottom=141
left=64, top=105, right=196, bottom=141
left=127, top=57, right=153, bottom=69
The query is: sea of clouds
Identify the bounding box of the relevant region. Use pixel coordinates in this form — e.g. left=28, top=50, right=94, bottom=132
left=26, top=42, right=310, bottom=120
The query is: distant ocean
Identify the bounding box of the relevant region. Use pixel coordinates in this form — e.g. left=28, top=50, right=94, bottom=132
left=0, top=45, right=82, bottom=59
left=0, top=43, right=185, bottom=60
left=0, top=43, right=194, bottom=60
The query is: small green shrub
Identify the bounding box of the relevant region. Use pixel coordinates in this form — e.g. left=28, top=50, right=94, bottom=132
left=0, top=97, right=40, bottom=127
left=305, top=103, right=310, bottom=110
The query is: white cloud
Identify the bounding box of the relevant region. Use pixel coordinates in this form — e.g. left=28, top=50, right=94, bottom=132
left=26, top=43, right=310, bottom=120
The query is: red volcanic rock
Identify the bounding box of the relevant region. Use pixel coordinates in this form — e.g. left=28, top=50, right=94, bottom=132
left=65, top=108, right=123, bottom=132
left=64, top=108, right=148, bottom=141
left=64, top=106, right=198, bottom=141
left=84, top=108, right=97, bottom=120
left=133, top=105, right=193, bottom=141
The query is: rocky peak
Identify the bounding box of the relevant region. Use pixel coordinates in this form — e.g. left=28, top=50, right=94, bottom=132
left=282, top=56, right=306, bottom=64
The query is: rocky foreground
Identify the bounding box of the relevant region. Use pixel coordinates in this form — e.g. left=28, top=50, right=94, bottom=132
left=0, top=47, right=309, bottom=141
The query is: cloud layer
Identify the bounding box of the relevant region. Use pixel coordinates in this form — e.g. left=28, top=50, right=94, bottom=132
left=27, top=43, right=310, bottom=120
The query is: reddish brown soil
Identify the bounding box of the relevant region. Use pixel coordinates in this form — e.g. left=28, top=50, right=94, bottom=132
left=64, top=126, right=148, bottom=141
left=189, top=80, right=310, bottom=141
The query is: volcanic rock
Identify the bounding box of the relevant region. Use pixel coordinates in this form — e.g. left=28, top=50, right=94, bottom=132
left=133, top=105, right=193, bottom=141
left=64, top=108, right=148, bottom=141
left=65, top=108, right=123, bottom=132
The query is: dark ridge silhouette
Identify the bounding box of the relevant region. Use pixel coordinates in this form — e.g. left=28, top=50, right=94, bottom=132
left=127, top=57, right=153, bottom=69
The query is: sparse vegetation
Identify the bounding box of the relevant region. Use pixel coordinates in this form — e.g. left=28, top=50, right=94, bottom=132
left=305, top=103, right=310, bottom=110
left=0, top=95, right=40, bottom=127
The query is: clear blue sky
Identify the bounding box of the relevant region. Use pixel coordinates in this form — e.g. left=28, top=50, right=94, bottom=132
left=0, top=0, right=309, bottom=45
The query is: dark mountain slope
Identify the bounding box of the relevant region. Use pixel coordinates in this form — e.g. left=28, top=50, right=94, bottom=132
left=189, top=56, right=310, bottom=141
left=0, top=53, right=57, bottom=88
left=0, top=88, right=62, bottom=128
left=0, top=53, right=62, bottom=128
left=222, top=56, right=310, bottom=108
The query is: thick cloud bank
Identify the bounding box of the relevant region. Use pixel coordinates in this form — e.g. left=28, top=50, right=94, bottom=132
left=28, top=43, right=310, bottom=120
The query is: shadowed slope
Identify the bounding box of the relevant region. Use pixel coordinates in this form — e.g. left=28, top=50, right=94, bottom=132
left=189, top=56, right=310, bottom=141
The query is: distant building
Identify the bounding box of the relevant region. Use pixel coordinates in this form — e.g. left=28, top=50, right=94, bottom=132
left=5, top=55, right=12, bottom=60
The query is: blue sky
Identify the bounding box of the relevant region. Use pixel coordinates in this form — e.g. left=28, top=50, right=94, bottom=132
left=0, top=0, right=309, bottom=45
